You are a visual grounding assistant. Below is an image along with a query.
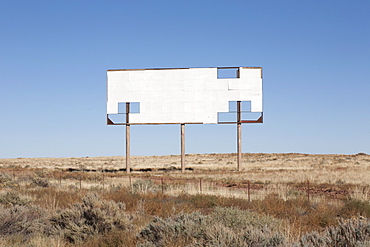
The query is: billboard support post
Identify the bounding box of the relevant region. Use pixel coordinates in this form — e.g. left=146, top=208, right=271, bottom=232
left=237, top=101, right=242, bottom=171
left=107, top=67, right=263, bottom=172
left=126, top=103, right=130, bottom=174
left=181, top=124, right=185, bottom=173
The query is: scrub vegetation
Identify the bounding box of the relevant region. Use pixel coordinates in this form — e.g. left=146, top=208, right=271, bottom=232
left=0, top=153, right=369, bottom=246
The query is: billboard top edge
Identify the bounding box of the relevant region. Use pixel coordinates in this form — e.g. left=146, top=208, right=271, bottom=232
left=107, top=66, right=262, bottom=72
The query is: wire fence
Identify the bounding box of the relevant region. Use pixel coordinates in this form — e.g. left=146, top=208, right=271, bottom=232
left=49, top=171, right=370, bottom=202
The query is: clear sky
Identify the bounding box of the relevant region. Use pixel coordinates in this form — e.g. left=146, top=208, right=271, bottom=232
left=1, top=0, right=369, bottom=158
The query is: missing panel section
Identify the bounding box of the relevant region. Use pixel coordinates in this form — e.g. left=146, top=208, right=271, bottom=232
left=228, top=101, right=251, bottom=112
left=118, top=102, right=140, bottom=114
left=130, top=102, right=140, bottom=113
left=217, top=67, right=240, bottom=79
left=218, top=112, right=237, bottom=123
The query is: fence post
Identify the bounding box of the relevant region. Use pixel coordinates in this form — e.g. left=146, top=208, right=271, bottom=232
left=307, top=180, right=310, bottom=201
left=285, top=183, right=288, bottom=201
left=200, top=179, right=202, bottom=193
left=59, top=173, right=62, bottom=186
left=161, top=177, right=164, bottom=194
left=102, top=171, right=105, bottom=189
left=79, top=175, right=82, bottom=190
left=248, top=180, right=251, bottom=202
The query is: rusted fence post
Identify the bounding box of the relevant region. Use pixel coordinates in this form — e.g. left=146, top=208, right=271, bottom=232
left=102, top=171, right=105, bottom=189
left=161, top=177, right=164, bottom=194
left=307, top=180, right=310, bottom=201
left=284, top=183, right=288, bottom=200
left=247, top=180, right=251, bottom=202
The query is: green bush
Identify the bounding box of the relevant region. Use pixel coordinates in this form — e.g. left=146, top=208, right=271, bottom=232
left=50, top=193, right=132, bottom=244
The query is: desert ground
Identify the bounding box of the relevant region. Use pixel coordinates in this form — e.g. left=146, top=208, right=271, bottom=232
left=1, top=153, right=370, bottom=246
left=1, top=152, right=369, bottom=184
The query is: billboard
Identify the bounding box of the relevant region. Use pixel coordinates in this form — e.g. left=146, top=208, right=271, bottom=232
left=107, top=67, right=263, bottom=125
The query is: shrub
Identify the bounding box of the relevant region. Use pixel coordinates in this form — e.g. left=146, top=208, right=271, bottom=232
left=205, top=223, right=285, bottom=247
left=131, top=179, right=158, bottom=194
left=0, top=192, right=30, bottom=206
left=211, top=206, right=280, bottom=229
left=0, top=173, right=12, bottom=183
left=50, top=193, right=132, bottom=244
left=297, top=218, right=370, bottom=247
left=31, top=177, right=50, bottom=187
left=138, top=207, right=286, bottom=247
left=0, top=205, right=50, bottom=238
left=0, top=173, right=18, bottom=188
left=205, top=207, right=285, bottom=247
left=340, top=199, right=370, bottom=218
left=138, top=211, right=207, bottom=247
left=81, top=229, right=137, bottom=247
left=189, top=193, right=219, bottom=209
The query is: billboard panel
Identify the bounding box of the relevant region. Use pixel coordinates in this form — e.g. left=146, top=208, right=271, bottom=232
left=107, top=67, right=263, bottom=125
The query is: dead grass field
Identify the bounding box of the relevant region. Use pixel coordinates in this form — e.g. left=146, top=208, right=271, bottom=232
left=0, top=153, right=370, bottom=246
left=1, top=153, right=369, bottom=185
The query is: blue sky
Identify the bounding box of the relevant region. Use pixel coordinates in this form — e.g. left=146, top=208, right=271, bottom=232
left=1, top=0, right=369, bottom=158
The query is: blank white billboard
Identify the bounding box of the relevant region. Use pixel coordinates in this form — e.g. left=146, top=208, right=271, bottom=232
left=107, top=67, right=262, bottom=124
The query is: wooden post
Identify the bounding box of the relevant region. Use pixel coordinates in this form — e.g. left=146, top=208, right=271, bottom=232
left=181, top=124, right=185, bottom=173
left=237, top=101, right=242, bottom=171
left=247, top=180, right=251, bottom=202
left=126, top=103, right=131, bottom=174
left=102, top=171, right=105, bottom=189
left=161, top=177, right=164, bottom=194
left=200, top=179, right=202, bottom=193
left=307, top=180, right=310, bottom=201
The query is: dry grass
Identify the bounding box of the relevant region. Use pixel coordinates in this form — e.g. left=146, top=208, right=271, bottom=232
left=2, top=153, right=369, bottom=185
left=0, top=153, right=370, bottom=246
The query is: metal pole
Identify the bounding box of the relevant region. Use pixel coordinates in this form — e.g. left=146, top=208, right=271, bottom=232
left=181, top=124, right=185, bottom=173
left=126, top=103, right=130, bottom=174
left=237, top=101, right=242, bottom=171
